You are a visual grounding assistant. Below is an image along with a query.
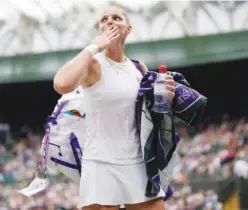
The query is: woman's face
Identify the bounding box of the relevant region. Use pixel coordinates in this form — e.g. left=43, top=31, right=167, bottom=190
left=99, top=7, right=131, bottom=41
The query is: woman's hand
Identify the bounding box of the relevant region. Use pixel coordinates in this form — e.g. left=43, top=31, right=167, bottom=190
left=94, top=25, right=120, bottom=51
left=165, top=75, right=175, bottom=101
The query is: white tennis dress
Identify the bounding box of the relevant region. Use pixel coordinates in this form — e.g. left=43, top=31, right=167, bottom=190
left=78, top=52, right=164, bottom=208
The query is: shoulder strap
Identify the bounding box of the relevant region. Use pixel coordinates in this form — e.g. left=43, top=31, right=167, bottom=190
left=130, top=59, right=147, bottom=76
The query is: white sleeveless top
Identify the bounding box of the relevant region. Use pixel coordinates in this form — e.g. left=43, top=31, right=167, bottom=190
left=82, top=52, right=143, bottom=164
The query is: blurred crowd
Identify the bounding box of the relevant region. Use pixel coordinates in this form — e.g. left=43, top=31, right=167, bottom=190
left=175, top=119, right=248, bottom=183
left=0, top=133, right=79, bottom=210
left=166, top=118, right=248, bottom=210
left=1, top=119, right=248, bottom=210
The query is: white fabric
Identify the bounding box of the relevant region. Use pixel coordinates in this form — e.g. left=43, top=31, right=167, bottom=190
left=233, top=160, right=248, bottom=179
left=19, top=177, right=48, bottom=196
left=78, top=160, right=165, bottom=208
left=46, top=131, right=82, bottom=182
left=78, top=53, right=168, bottom=207
left=82, top=52, right=143, bottom=165
left=159, top=152, right=180, bottom=191
left=43, top=87, right=85, bottom=182
left=56, top=86, right=84, bottom=114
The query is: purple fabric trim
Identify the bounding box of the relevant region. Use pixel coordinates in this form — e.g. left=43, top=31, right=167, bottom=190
left=70, top=132, right=83, bottom=175
left=152, top=174, right=161, bottom=193
left=46, top=116, right=57, bottom=125
left=164, top=185, right=173, bottom=201
left=52, top=101, right=69, bottom=118
left=175, top=133, right=180, bottom=144
left=41, top=100, right=69, bottom=177
left=50, top=157, right=78, bottom=169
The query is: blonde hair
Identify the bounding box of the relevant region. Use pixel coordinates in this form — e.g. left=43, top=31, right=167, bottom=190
left=119, top=8, right=130, bottom=25
left=100, top=6, right=131, bottom=25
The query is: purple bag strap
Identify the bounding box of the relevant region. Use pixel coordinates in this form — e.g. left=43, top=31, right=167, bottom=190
left=70, top=132, right=83, bottom=175
left=38, top=100, right=69, bottom=178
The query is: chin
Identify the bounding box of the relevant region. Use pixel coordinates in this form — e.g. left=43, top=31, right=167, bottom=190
left=113, top=38, right=124, bottom=44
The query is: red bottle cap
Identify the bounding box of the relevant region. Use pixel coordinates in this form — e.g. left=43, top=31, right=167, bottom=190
left=159, top=65, right=167, bottom=73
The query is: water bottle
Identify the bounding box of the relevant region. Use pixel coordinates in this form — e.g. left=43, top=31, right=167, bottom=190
left=153, top=65, right=171, bottom=113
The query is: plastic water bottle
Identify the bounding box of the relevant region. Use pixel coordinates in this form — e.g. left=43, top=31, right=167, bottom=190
left=153, top=65, right=171, bottom=113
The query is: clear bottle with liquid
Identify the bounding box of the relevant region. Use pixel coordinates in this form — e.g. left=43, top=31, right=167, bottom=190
left=153, top=65, right=171, bottom=113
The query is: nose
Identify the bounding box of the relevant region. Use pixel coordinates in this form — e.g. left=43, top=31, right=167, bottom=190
left=106, top=18, right=113, bottom=26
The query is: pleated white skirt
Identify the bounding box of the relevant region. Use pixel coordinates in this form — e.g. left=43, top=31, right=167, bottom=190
left=78, top=160, right=165, bottom=208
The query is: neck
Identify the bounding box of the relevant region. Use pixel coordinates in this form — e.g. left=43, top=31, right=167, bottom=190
left=105, top=41, right=126, bottom=63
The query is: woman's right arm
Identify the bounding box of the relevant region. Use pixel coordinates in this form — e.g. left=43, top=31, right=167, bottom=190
left=53, top=25, right=119, bottom=94
left=53, top=49, right=97, bottom=94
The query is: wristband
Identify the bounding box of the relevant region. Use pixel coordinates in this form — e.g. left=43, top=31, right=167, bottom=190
left=84, top=44, right=100, bottom=55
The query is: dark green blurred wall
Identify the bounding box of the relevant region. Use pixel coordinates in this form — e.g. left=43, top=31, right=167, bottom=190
left=0, top=31, right=248, bottom=83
